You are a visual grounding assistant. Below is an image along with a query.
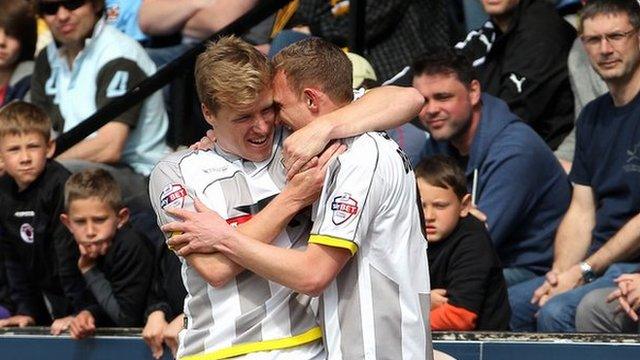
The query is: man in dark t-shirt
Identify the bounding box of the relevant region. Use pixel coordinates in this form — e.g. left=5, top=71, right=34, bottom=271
left=509, top=0, right=640, bottom=333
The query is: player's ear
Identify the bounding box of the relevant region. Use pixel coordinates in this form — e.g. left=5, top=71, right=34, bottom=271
left=303, top=89, right=319, bottom=113
left=459, top=194, right=471, bottom=217
left=201, top=103, right=217, bottom=128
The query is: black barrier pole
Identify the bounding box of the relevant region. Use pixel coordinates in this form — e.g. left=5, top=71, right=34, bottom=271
left=348, top=0, right=366, bottom=54
left=55, top=0, right=291, bottom=156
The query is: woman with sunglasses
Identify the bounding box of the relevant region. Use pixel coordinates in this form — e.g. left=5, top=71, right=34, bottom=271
left=0, top=0, right=37, bottom=107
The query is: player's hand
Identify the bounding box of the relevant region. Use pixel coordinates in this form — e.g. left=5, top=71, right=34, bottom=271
left=282, top=119, right=333, bottom=179
left=190, top=129, right=216, bottom=151
left=69, top=310, right=96, bottom=339
left=430, top=289, right=448, bottom=310
left=163, top=200, right=234, bottom=256
left=0, top=315, right=35, bottom=328
left=163, top=314, right=184, bottom=358
left=283, top=141, right=346, bottom=209
left=50, top=315, right=74, bottom=335
left=142, top=311, right=168, bottom=359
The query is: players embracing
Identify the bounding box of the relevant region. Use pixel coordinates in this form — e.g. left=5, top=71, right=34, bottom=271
left=149, top=36, right=433, bottom=359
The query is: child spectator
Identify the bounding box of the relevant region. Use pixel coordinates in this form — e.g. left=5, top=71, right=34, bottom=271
left=142, top=244, right=186, bottom=359
left=0, top=101, right=88, bottom=329
left=416, top=155, right=510, bottom=331
left=60, top=168, right=154, bottom=339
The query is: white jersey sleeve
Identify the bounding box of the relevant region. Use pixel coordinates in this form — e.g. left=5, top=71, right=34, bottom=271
left=309, top=135, right=380, bottom=255
left=148, top=149, right=197, bottom=241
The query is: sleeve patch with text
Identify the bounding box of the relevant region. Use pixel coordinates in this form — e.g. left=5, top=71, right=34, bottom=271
left=160, top=184, right=188, bottom=209
left=331, top=193, right=359, bottom=225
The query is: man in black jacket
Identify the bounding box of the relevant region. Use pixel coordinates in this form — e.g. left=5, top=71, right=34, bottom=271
left=455, top=0, right=576, bottom=150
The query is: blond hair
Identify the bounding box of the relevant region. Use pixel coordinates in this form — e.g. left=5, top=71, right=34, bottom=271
left=0, top=101, right=51, bottom=141
left=64, top=168, right=123, bottom=212
left=195, top=36, right=273, bottom=114
left=273, top=38, right=353, bottom=105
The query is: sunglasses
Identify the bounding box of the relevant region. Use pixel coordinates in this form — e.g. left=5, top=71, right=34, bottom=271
left=38, top=0, right=88, bottom=16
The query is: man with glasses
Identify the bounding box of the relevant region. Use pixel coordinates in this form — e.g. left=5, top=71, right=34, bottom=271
left=30, top=0, right=169, bottom=201
left=509, top=0, right=640, bottom=333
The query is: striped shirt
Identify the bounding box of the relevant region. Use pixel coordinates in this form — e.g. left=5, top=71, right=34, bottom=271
left=149, top=129, right=323, bottom=360
left=310, top=132, right=432, bottom=360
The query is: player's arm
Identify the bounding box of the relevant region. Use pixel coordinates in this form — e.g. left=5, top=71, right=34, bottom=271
left=57, top=58, right=146, bottom=164
left=174, top=161, right=329, bottom=287
left=191, top=139, right=375, bottom=295
left=149, top=160, right=252, bottom=288
left=151, top=161, right=316, bottom=288
left=282, top=85, right=424, bottom=175
left=179, top=191, right=311, bottom=288
left=164, top=144, right=340, bottom=287
left=218, top=233, right=351, bottom=296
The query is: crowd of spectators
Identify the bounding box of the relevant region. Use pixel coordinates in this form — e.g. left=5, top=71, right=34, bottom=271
left=1, top=0, right=640, bottom=358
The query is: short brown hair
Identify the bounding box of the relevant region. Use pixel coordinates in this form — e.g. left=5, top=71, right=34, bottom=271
left=415, top=155, right=468, bottom=200
left=194, top=36, right=273, bottom=114
left=273, top=38, right=353, bottom=105
left=64, top=168, right=123, bottom=212
left=0, top=0, right=37, bottom=63
left=579, top=0, right=640, bottom=33
left=413, top=46, right=478, bottom=86
left=0, top=101, right=51, bottom=141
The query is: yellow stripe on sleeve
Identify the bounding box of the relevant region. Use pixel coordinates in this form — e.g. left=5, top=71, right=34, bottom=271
left=309, top=234, right=358, bottom=256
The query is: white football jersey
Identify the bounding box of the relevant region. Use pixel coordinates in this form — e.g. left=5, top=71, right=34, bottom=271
left=310, top=132, right=432, bottom=360
left=149, top=129, right=323, bottom=360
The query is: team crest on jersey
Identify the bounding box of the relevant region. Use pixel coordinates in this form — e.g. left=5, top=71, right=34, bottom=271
left=160, top=184, right=188, bottom=209
left=331, top=193, right=359, bottom=225
left=20, top=223, right=34, bottom=244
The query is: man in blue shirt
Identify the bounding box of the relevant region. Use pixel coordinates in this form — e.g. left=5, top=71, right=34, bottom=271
left=510, top=0, right=640, bottom=333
